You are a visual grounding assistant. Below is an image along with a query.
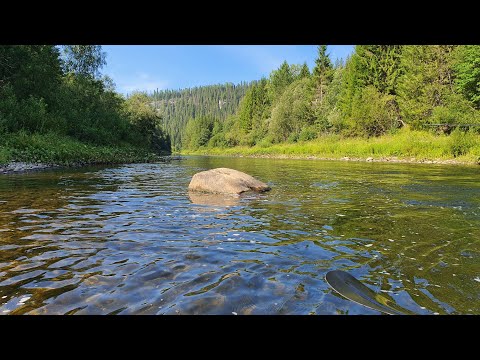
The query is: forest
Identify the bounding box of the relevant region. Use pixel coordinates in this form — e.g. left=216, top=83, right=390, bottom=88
left=0, top=45, right=171, bottom=166
left=179, top=46, right=480, bottom=162
left=150, top=83, right=251, bottom=150
left=2, top=45, right=480, bottom=166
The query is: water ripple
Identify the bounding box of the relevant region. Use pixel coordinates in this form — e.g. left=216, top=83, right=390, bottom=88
left=1, top=158, right=479, bottom=314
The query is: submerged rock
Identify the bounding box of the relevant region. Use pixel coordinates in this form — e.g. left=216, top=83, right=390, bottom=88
left=188, top=167, right=270, bottom=195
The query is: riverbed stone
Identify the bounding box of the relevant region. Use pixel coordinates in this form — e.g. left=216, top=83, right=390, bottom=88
left=188, top=167, right=270, bottom=195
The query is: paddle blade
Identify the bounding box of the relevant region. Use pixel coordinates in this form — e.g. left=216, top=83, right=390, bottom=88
left=326, top=270, right=413, bottom=315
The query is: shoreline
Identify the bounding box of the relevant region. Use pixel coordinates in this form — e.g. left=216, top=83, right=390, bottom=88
left=181, top=152, right=479, bottom=166
left=0, top=155, right=183, bottom=175
left=0, top=162, right=60, bottom=175
left=178, top=129, right=480, bottom=166
left=1, top=153, right=478, bottom=176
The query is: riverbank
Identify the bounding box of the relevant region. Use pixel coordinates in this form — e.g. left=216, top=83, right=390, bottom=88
left=181, top=152, right=475, bottom=166
left=181, top=130, right=480, bottom=166
left=0, top=132, right=169, bottom=174
left=0, top=162, right=59, bottom=174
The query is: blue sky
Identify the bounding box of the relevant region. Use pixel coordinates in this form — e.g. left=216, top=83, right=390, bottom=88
left=102, top=45, right=354, bottom=94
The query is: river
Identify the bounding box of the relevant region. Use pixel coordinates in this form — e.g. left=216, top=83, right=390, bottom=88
left=0, top=156, right=479, bottom=314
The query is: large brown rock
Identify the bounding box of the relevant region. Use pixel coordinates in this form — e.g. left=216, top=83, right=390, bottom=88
left=188, top=168, right=270, bottom=195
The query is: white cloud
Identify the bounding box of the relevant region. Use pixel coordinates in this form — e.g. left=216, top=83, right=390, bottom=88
left=117, top=72, right=169, bottom=94
left=121, top=81, right=169, bottom=93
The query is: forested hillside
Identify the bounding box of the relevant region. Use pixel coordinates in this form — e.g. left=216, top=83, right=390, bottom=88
left=149, top=83, right=251, bottom=150
left=2, top=45, right=480, bottom=166
left=181, top=45, right=480, bottom=161
left=0, top=45, right=171, bottom=166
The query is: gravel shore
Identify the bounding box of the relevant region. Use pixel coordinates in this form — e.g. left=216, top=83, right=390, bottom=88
left=194, top=153, right=479, bottom=166
left=0, top=156, right=181, bottom=175
left=0, top=162, right=59, bottom=175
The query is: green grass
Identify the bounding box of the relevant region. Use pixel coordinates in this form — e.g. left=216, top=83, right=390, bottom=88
left=0, top=132, right=164, bottom=166
left=0, top=147, right=12, bottom=165
left=181, top=129, right=480, bottom=164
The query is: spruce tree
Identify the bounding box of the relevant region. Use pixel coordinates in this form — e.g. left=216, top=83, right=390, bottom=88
left=268, top=61, right=294, bottom=101
left=299, top=62, right=310, bottom=79
left=354, top=45, right=403, bottom=95
left=397, top=45, right=456, bottom=128
left=312, top=45, right=333, bottom=105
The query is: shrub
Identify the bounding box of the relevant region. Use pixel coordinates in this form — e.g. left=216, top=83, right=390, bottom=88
left=298, top=125, right=318, bottom=141
left=0, top=85, right=56, bottom=134
left=449, top=129, right=476, bottom=157
left=0, top=147, right=11, bottom=164
left=208, top=133, right=227, bottom=148
left=257, top=135, right=275, bottom=148
left=287, top=133, right=298, bottom=143
left=239, top=132, right=256, bottom=147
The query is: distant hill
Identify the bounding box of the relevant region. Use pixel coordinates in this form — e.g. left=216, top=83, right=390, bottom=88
left=149, top=82, right=252, bottom=150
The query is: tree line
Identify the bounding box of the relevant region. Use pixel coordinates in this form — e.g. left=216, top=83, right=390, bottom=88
left=181, top=45, right=480, bottom=151
left=3, top=45, right=479, bottom=160
left=0, top=45, right=171, bottom=155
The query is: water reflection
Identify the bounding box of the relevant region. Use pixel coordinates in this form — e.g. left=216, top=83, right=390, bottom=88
left=188, top=192, right=241, bottom=207
left=0, top=157, right=479, bottom=315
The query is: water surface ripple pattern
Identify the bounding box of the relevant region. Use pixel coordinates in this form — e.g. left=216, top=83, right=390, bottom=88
left=0, top=156, right=479, bottom=314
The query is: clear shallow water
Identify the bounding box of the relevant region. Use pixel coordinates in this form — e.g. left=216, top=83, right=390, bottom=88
left=0, top=156, right=479, bottom=315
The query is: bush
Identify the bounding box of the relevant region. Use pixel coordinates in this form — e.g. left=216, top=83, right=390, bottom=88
left=0, top=85, right=56, bottom=134
left=326, top=107, right=345, bottom=134
left=298, top=125, right=318, bottom=141
left=1, top=132, right=159, bottom=165
left=239, top=132, right=256, bottom=147
left=287, top=133, right=298, bottom=143
left=430, top=93, right=480, bottom=132
left=0, top=147, right=11, bottom=164
left=257, top=135, right=274, bottom=148
left=208, top=133, right=227, bottom=148
left=431, top=106, right=457, bottom=126
left=449, top=129, right=476, bottom=157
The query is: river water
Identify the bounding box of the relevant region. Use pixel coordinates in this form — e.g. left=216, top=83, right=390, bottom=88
left=0, top=156, right=479, bottom=315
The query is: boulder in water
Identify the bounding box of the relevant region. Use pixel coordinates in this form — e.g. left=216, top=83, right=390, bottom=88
left=188, top=167, right=270, bottom=195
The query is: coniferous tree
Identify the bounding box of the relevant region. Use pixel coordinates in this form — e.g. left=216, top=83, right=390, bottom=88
left=397, top=45, right=457, bottom=128
left=299, top=62, right=310, bottom=79
left=312, top=45, right=333, bottom=105
left=268, top=61, right=294, bottom=101
left=353, top=45, right=403, bottom=95
left=147, top=82, right=251, bottom=150
left=238, top=88, right=254, bottom=132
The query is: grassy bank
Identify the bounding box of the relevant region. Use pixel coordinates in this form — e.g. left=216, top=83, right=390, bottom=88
left=181, top=129, right=480, bottom=165
left=0, top=132, right=165, bottom=166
